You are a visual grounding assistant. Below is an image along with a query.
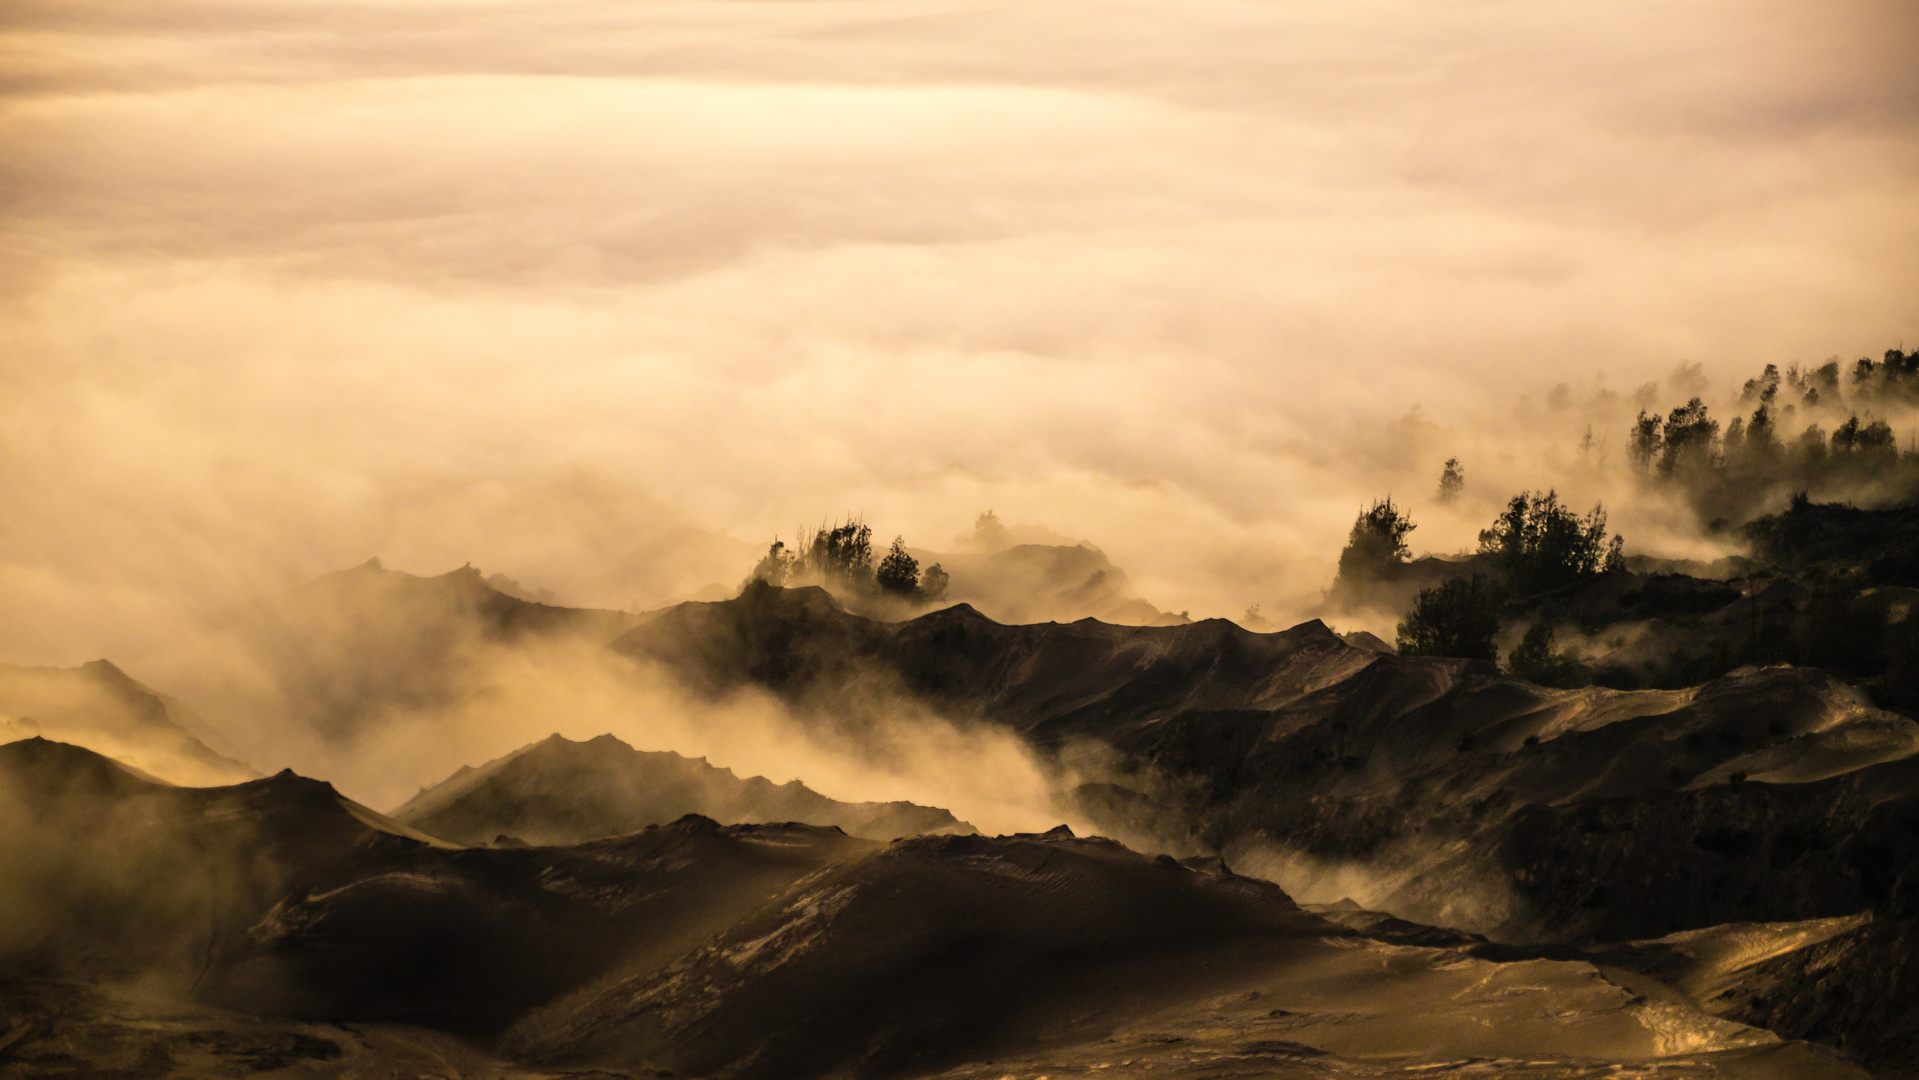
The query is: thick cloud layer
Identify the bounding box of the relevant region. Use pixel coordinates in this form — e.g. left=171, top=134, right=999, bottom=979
left=3, top=0, right=1916, bottom=668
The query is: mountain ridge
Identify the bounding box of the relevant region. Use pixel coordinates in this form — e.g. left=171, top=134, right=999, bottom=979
left=390, top=731, right=974, bottom=845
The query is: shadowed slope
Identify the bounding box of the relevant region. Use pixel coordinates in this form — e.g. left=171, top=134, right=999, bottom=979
left=1, top=739, right=1869, bottom=1079
left=0, top=737, right=872, bottom=1031
left=391, top=732, right=972, bottom=844
left=606, top=584, right=1919, bottom=1072
left=507, top=829, right=1335, bottom=1078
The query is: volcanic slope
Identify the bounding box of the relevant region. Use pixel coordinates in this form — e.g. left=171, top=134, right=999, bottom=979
left=614, top=583, right=1919, bottom=1073
left=3, top=737, right=1868, bottom=1080
left=505, top=824, right=1854, bottom=1080
left=0, top=659, right=255, bottom=785
left=391, top=732, right=972, bottom=845
left=0, top=737, right=871, bottom=1031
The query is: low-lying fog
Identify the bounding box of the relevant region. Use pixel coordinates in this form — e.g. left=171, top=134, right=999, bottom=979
left=5, top=0, right=1915, bottom=660
left=2, top=0, right=1916, bottom=821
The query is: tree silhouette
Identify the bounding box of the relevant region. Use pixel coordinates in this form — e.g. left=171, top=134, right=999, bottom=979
left=1437, top=458, right=1465, bottom=504
left=1396, top=574, right=1501, bottom=661
left=1506, top=623, right=1584, bottom=687
left=876, top=536, right=920, bottom=596
left=801, top=518, right=875, bottom=589
left=1477, top=491, right=1622, bottom=595
left=919, top=563, right=950, bottom=603
left=1658, top=398, right=1719, bottom=475
left=745, top=540, right=796, bottom=587
left=1629, top=411, right=1663, bottom=473
left=1335, top=498, right=1416, bottom=589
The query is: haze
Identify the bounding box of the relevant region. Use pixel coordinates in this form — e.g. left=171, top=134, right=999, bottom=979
left=4, top=0, right=1917, bottom=668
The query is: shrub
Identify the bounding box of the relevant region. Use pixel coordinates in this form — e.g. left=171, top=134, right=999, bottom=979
left=1506, top=623, right=1586, bottom=688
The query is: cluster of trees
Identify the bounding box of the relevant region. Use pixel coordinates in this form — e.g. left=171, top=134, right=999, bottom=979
left=747, top=517, right=949, bottom=604
left=1737, top=350, right=1919, bottom=412
left=1365, top=490, right=1623, bottom=665
left=1630, top=349, right=1919, bottom=523
left=1632, top=397, right=1898, bottom=478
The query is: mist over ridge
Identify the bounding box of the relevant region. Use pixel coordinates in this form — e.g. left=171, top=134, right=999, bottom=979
left=3, top=0, right=1916, bottom=673
left=5, top=3, right=1919, bottom=1073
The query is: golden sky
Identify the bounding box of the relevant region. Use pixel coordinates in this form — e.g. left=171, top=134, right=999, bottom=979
left=4, top=0, right=1917, bottom=664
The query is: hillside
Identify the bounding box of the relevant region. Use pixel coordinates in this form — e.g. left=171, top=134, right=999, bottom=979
left=608, top=582, right=1919, bottom=1072
left=0, top=659, right=256, bottom=785
left=615, top=582, right=1369, bottom=745
left=1, top=737, right=1858, bottom=1079
left=391, top=732, right=972, bottom=844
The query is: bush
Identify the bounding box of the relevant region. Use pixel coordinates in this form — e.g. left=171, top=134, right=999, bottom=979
left=1506, top=623, right=1586, bottom=688
left=1396, top=574, right=1502, bottom=662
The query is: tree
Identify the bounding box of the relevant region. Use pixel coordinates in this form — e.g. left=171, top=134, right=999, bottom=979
left=876, top=536, right=920, bottom=596
left=1477, top=490, right=1623, bottom=595
left=1506, top=623, right=1585, bottom=688
left=1437, top=458, right=1465, bottom=504
left=1336, top=498, right=1416, bottom=588
left=745, top=540, right=796, bottom=587
left=918, top=563, right=950, bottom=603
left=1396, top=575, right=1502, bottom=662
left=800, top=518, right=875, bottom=589
left=1658, top=398, right=1719, bottom=475
left=967, top=509, right=1009, bottom=552
left=1629, top=411, right=1663, bottom=473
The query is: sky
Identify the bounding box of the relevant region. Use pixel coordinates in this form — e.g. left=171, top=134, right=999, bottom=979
left=4, top=0, right=1918, bottom=669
